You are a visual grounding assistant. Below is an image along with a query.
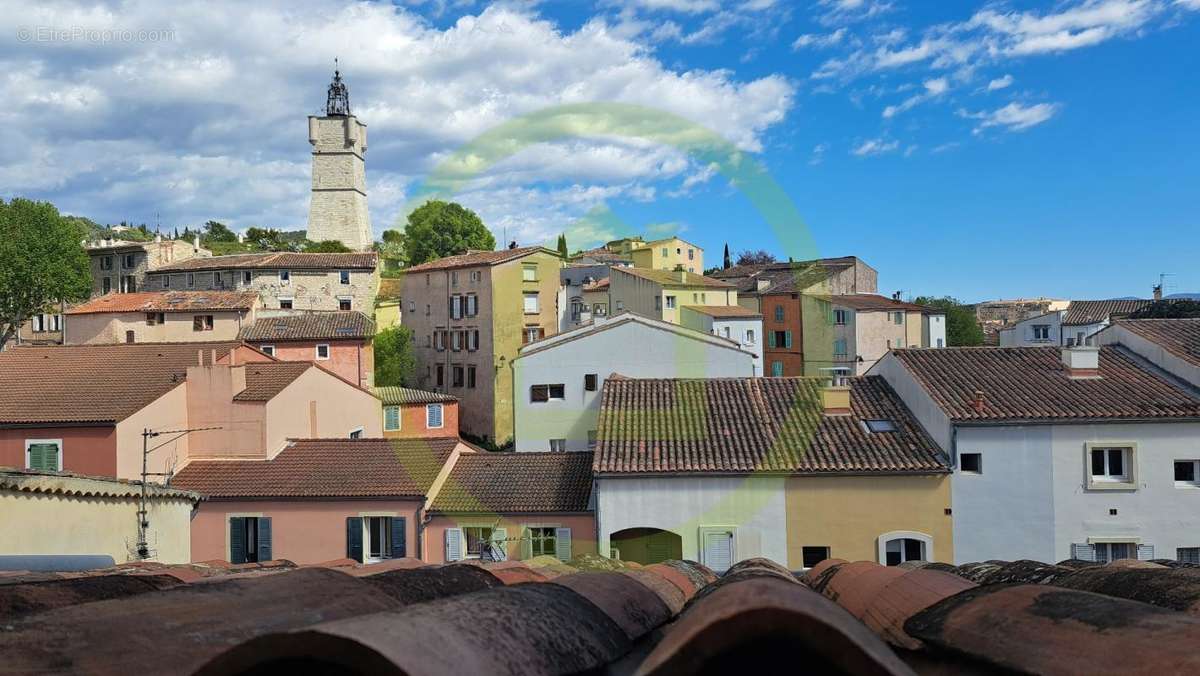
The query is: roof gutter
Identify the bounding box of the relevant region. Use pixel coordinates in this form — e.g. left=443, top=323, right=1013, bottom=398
left=951, top=416, right=1200, bottom=428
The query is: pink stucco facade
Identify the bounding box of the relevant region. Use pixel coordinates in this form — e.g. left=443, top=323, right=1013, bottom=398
left=190, top=499, right=423, bottom=564
left=246, top=340, right=373, bottom=388
left=423, top=513, right=597, bottom=564
left=382, top=401, right=460, bottom=440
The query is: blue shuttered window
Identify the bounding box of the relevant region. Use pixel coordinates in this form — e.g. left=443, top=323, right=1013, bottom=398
left=257, top=518, right=272, bottom=561
left=229, top=517, right=247, bottom=564
left=390, top=517, right=407, bottom=559
left=346, top=517, right=364, bottom=563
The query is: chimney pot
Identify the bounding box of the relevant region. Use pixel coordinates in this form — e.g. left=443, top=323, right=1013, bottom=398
left=971, top=390, right=986, bottom=414
left=1061, top=345, right=1101, bottom=379
left=820, top=380, right=852, bottom=416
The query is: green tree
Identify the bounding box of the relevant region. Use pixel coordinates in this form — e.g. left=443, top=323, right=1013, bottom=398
left=556, top=233, right=568, bottom=259
left=244, top=227, right=287, bottom=251
left=0, top=199, right=93, bottom=350
left=374, top=325, right=417, bottom=387
left=302, top=239, right=352, bottom=253
left=914, top=296, right=985, bottom=346
left=202, top=220, right=238, bottom=243
left=400, top=200, right=495, bottom=266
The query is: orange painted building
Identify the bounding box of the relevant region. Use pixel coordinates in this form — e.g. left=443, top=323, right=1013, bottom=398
left=761, top=291, right=805, bottom=377
left=376, top=387, right=459, bottom=439
left=239, top=311, right=375, bottom=388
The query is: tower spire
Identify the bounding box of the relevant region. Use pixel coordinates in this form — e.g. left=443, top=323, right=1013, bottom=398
left=325, top=59, right=350, bottom=116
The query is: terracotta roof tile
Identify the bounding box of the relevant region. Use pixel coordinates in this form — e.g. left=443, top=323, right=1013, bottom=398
left=1063, top=299, right=1153, bottom=325
left=891, top=346, right=1200, bottom=422
left=828, top=294, right=936, bottom=313
left=65, top=291, right=259, bottom=315
left=680, top=305, right=761, bottom=318
left=0, top=342, right=240, bottom=423
left=402, top=246, right=553, bottom=273
left=582, top=277, right=610, bottom=291
left=374, top=386, right=458, bottom=405
left=1116, top=319, right=1200, bottom=369
left=430, top=451, right=593, bottom=513
left=709, top=256, right=858, bottom=279
left=613, top=267, right=733, bottom=288
left=594, top=376, right=949, bottom=475
left=0, top=468, right=200, bottom=502
left=171, top=437, right=460, bottom=498
left=239, top=312, right=375, bottom=342
left=232, top=362, right=313, bottom=401
left=154, top=252, right=377, bottom=272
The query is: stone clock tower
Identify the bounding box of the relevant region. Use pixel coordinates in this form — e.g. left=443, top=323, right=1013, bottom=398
left=306, top=65, right=372, bottom=251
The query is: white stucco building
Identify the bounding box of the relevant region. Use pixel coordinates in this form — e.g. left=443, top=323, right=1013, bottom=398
left=511, top=313, right=755, bottom=452
left=679, top=305, right=764, bottom=375
left=871, top=343, right=1200, bottom=565
left=999, top=300, right=1154, bottom=347
left=1096, top=318, right=1200, bottom=390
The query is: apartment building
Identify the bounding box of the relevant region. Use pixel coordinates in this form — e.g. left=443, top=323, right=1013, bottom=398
left=819, top=294, right=945, bottom=376
left=1000, top=299, right=1155, bottom=347
left=712, top=256, right=879, bottom=306
left=86, top=236, right=211, bottom=296
left=239, top=311, right=376, bottom=388
left=561, top=263, right=615, bottom=329
left=376, top=386, right=459, bottom=439
left=400, top=246, right=564, bottom=445
left=607, top=267, right=736, bottom=325
left=144, top=252, right=379, bottom=313
left=573, top=236, right=703, bottom=273
left=63, top=291, right=260, bottom=344
left=678, top=305, right=764, bottom=375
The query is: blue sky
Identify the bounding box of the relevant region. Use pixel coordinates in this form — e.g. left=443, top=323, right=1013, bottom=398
left=3, top=1, right=1198, bottom=302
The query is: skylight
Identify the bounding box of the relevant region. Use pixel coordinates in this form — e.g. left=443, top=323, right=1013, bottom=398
left=864, top=419, right=897, bottom=433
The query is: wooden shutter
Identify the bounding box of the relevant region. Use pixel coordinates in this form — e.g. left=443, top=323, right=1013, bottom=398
left=1070, top=543, right=1095, bottom=562
left=519, top=528, right=533, bottom=561
left=555, top=528, right=572, bottom=562
left=1137, top=544, right=1155, bottom=561
left=257, top=518, right=272, bottom=561
left=492, top=528, right=508, bottom=562
left=390, top=517, right=407, bottom=559
left=702, top=530, right=734, bottom=573
left=229, top=517, right=247, bottom=564
left=346, top=517, right=363, bottom=563
left=767, top=332, right=776, bottom=348
left=784, top=331, right=793, bottom=348
left=445, top=528, right=464, bottom=562
left=384, top=406, right=400, bottom=431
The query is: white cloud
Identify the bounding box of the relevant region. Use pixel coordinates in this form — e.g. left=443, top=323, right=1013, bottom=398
left=962, top=102, right=1061, bottom=133
left=882, top=77, right=948, bottom=118
left=793, top=27, right=848, bottom=49
left=809, top=142, right=828, bottom=165
left=610, top=0, right=720, bottom=13
left=0, top=1, right=794, bottom=246
left=851, top=137, right=899, bottom=156
left=987, top=74, right=1014, bottom=91
left=817, top=0, right=895, bottom=27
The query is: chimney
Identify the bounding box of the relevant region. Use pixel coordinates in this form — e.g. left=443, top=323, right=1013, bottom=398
left=820, top=376, right=851, bottom=416
left=970, top=390, right=985, bottom=414
left=756, top=278, right=771, bottom=292
left=1153, top=284, right=1163, bottom=301
left=1061, top=345, right=1101, bottom=379
left=194, top=234, right=201, bottom=250
left=675, top=269, right=688, bottom=283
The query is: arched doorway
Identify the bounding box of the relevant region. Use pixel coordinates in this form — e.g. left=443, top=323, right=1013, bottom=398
left=610, top=527, right=682, bottom=565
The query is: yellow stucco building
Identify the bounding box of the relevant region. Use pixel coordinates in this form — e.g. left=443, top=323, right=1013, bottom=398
left=608, top=267, right=736, bottom=325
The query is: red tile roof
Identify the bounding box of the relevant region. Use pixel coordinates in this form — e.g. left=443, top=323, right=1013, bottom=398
left=612, top=266, right=733, bottom=288
left=402, top=246, right=554, bottom=273
left=171, top=437, right=461, bottom=498
left=582, top=277, right=610, bottom=292
left=891, top=346, right=1200, bottom=422
left=429, top=451, right=594, bottom=513
left=65, top=291, right=259, bottom=315
left=709, top=256, right=859, bottom=279
left=0, top=342, right=240, bottom=423
left=239, top=312, right=375, bottom=342
left=232, top=362, right=314, bottom=402
left=680, top=305, right=762, bottom=318
left=829, top=294, right=937, bottom=313
left=1063, top=299, right=1153, bottom=326
left=1115, top=319, right=1200, bottom=369
left=594, top=376, right=948, bottom=475
left=153, top=252, right=377, bottom=272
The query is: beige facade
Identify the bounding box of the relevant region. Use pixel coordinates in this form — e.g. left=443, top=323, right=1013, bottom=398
left=403, top=248, right=564, bottom=445
left=146, top=267, right=378, bottom=313
left=628, top=237, right=704, bottom=273
left=832, top=306, right=934, bottom=375
left=86, top=238, right=210, bottom=296
left=306, top=114, right=372, bottom=251
left=0, top=470, right=199, bottom=564
left=66, top=309, right=253, bottom=344
left=608, top=267, right=737, bottom=325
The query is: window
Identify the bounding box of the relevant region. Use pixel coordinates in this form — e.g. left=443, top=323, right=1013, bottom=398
left=279, top=270, right=290, bottom=285
left=584, top=374, right=598, bottom=391
left=615, top=300, right=623, bottom=311
left=452, top=366, right=464, bottom=388
left=1175, top=460, right=1200, bottom=487
left=523, top=293, right=540, bottom=314
left=1088, top=445, right=1134, bottom=486
left=470, top=270, right=481, bottom=282
left=229, top=516, right=272, bottom=564
left=771, top=361, right=784, bottom=377
left=665, top=295, right=676, bottom=309
left=450, top=271, right=458, bottom=286
left=349, top=427, right=364, bottom=439
left=103, top=277, right=112, bottom=294
left=161, top=276, right=170, bottom=289
left=434, top=330, right=445, bottom=351
left=123, top=254, right=136, bottom=269
left=864, top=419, right=897, bottom=433
left=468, top=330, right=479, bottom=352
left=522, top=265, right=537, bottom=282
left=745, top=329, right=756, bottom=345
left=769, top=330, right=790, bottom=348
left=121, top=276, right=136, bottom=293
left=100, top=256, right=113, bottom=270
left=937, top=338, right=944, bottom=348
left=834, top=338, right=848, bottom=358
left=523, top=326, right=544, bottom=345
left=125, top=330, right=135, bottom=344
left=339, top=298, right=352, bottom=311
left=960, top=452, right=983, bottom=474
left=260, top=345, right=275, bottom=357
left=451, top=331, right=463, bottom=351
left=774, top=305, right=784, bottom=322
left=193, top=315, right=214, bottom=331
left=660, top=247, right=668, bottom=257
left=549, top=439, right=567, bottom=452
left=451, top=295, right=463, bottom=319
left=688, top=248, right=695, bottom=260
left=466, top=294, right=478, bottom=317
left=1032, top=324, right=1050, bottom=341
left=892, top=312, right=904, bottom=325
left=530, top=527, right=557, bottom=558
left=408, top=301, right=416, bottom=314
left=464, top=526, right=495, bottom=558
left=435, top=365, right=444, bottom=387
left=31, top=314, right=43, bottom=333
left=1094, top=542, right=1136, bottom=564
left=279, top=297, right=293, bottom=310
left=187, top=273, right=195, bottom=288
left=699, top=527, right=735, bottom=573
left=426, top=403, right=444, bottom=428
left=801, top=546, right=830, bottom=569
left=467, top=366, right=476, bottom=389
left=1178, top=548, right=1200, bottom=564
left=25, top=439, right=62, bottom=471
left=834, top=309, right=848, bottom=325
left=571, top=300, right=583, bottom=321
left=722, top=326, right=731, bottom=339
left=315, top=344, right=330, bottom=360
left=146, top=312, right=164, bottom=326
left=384, top=406, right=401, bottom=431
left=243, top=271, right=253, bottom=284
left=336, top=270, right=349, bottom=285
left=530, top=384, right=565, bottom=402
left=879, top=531, right=931, bottom=566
